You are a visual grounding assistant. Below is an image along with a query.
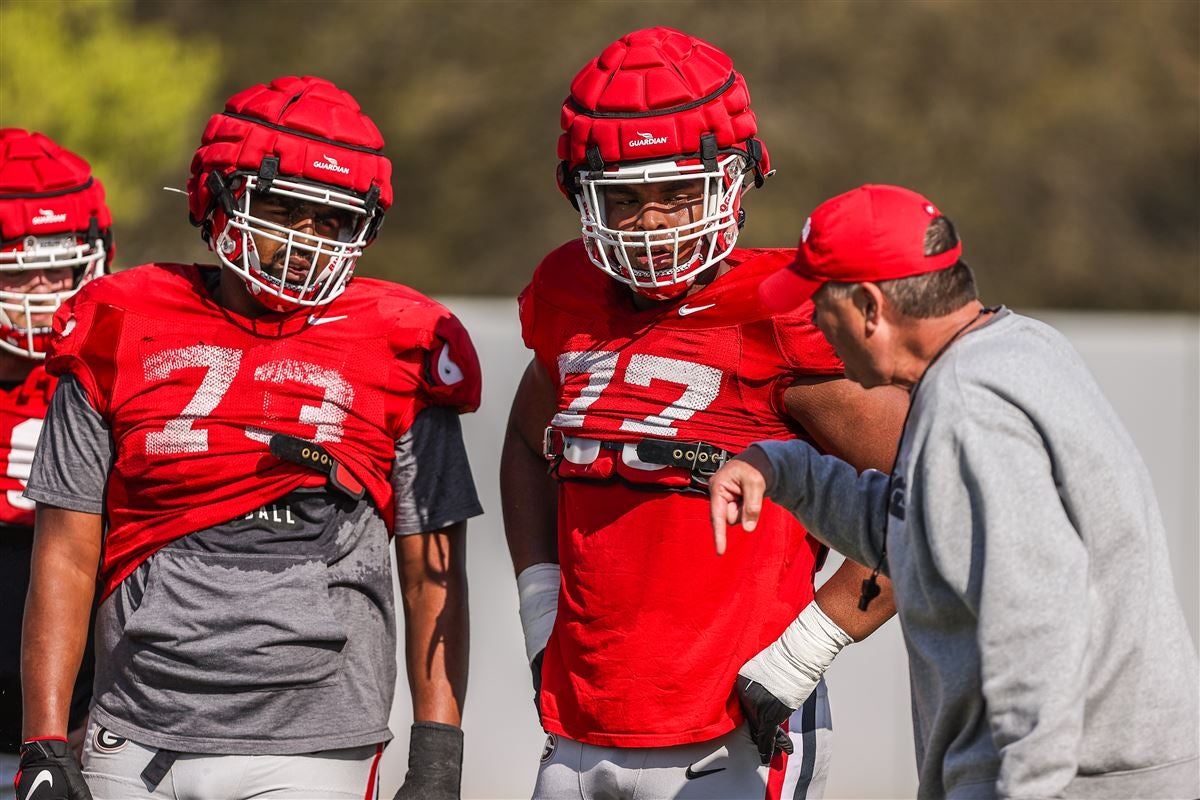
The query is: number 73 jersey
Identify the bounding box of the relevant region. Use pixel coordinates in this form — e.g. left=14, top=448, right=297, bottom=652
left=46, top=263, right=480, bottom=600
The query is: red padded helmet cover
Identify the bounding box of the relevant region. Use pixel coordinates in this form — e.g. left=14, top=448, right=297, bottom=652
left=557, top=28, right=769, bottom=190
left=187, top=75, right=393, bottom=225
left=0, top=129, right=112, bottom=248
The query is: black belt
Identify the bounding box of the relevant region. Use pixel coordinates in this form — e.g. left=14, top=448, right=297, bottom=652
left=269, top=433, right=365, bottom=500
left=635, top=438, right=731, bottom=476
left=542, top=428, right=733, bottom=477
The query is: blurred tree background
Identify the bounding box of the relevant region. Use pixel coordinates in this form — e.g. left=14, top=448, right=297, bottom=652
left=1, top=0, right=1196, bottom=310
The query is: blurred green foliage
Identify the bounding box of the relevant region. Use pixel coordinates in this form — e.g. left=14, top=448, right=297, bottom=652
left=0, top=0, right=219, bottom=224
left=3, top=0, right=1196, bottom=310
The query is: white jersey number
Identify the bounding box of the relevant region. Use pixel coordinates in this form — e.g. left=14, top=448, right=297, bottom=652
left=553, top=351, right=722, bottom=438
left=142, top=345, right=353, bottom=454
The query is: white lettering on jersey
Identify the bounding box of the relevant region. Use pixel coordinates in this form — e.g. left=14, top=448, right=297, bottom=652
left=553, top=351, right=619, bottom=429
left=141, top=347, right=355, bottom=453
left=552, top=352, right=723, bottom=442
left=144, top=345, right=242, bottom=455
left=618, top=355, right=722, bottom=437
left=7, top=417, right=42, bottom=483
left=251, top=359, right=355, bottom=444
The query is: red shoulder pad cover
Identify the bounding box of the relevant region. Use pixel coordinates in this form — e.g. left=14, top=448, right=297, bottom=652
left=380, top=289, right=481, bottom=435
left=44, top=272, right=126, bottom=415
left=773, top=300, right=843, bottom=377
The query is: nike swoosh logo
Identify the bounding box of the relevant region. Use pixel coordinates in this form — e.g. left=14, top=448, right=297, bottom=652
left=684, top=765, right=726, bottom=780
left=307, top=314, right=347, bottom=326
left=28, top=770, right=54, bottom=799
left=678, top=303, right=716, bottom=316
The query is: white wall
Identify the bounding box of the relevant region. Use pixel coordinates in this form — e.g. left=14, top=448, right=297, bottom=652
left=380, top=301, right=1198, bottom=800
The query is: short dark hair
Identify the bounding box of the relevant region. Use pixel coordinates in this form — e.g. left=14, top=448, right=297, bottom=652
left=819, top=215, right=979, bottom=318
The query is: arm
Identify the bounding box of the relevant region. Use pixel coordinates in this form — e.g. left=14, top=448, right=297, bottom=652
left=396, top=524, right=468, bottom=724
left=16, top=505, right=99, bottom=800
left=22, top=506, right=102, bottom=741
left=499, top=359, right=561, bottom=719
left=389, top=404, right=479, bottom=800
left=783, top=375, right=905, bottom=637
left=723, top=377, right=905, bottom=763
left=500, top=358, right=559, bottom=574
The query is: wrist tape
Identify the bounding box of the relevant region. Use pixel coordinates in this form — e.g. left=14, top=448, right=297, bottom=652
left=517, top=562, right=560, bottom=664
left=739, top=601, right=853, bottom=709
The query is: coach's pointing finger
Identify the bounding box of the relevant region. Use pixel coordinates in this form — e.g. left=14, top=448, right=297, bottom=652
left=710, top=447, right=775, bottom=554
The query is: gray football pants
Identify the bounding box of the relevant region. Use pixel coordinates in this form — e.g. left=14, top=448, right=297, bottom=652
left=533, top=679, right=832, bottom=800
left=80, top=721, right=383, bottom=800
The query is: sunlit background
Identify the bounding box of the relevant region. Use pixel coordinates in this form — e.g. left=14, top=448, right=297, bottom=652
left=3, top=2, right=1196, bottom=798
left=2, top=0, right=1197, bottom=309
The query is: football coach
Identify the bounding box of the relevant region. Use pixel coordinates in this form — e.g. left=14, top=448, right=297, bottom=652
left=708, top=184, right=1199, bottom=799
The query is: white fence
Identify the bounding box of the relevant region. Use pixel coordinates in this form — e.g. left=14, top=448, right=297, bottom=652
left=381, top=302, right=1198, bottom=800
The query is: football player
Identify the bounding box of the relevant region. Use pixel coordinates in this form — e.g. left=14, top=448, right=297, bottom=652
left=18, top=77, right=480, bottom=800
left=0, top=129, right=112, bottom=797
left=501, top=28, right=908, bottom=798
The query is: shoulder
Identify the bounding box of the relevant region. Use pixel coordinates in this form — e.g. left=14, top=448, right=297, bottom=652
left=341, top=277, right=480, bottom=409
left=339, top=277, right=472, bottom=351
left=72, top=262, right=203, bottom=311
left=522, top=239, right=613, bottom=314
left=727, top=247, right=798, bottom=275
left=713, top=250, right=841, bottom=373
left=941, top=310, right=1083, bottom=391
left=919, top=311, right=1078, bottom=439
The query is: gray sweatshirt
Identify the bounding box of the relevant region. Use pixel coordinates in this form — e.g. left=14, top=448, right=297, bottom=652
left=755, top=309, right=1199, bottom=799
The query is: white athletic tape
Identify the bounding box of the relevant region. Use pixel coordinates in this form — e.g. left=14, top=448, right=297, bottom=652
left=739, top=601, right=853, bottom=709
left=517, top=562, right=560, bottom=664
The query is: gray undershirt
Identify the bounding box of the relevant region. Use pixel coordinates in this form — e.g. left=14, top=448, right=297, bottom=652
left=25, top=375, right=482, bottom=754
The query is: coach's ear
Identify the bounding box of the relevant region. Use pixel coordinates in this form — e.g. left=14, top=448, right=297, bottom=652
left=855, top=283, right=886, bottom=336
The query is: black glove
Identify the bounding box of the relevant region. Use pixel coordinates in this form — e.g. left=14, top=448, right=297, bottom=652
left=15, top=737, right=92, bottom=800
left=392, top=722, right=463, bottom=800
left=736, top=675, right=795, bottom=765
left=530, top=648, right=546, bottom=718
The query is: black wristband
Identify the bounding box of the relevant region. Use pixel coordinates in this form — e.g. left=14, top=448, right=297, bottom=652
left=393, top=722, right=463, bottom=800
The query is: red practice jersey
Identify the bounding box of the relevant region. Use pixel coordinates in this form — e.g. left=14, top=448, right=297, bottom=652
left=46, top=263, right=481, bottom=599
left=0, top=365, right=55, bottom=526
left=519, top=241, right=844, bottom=747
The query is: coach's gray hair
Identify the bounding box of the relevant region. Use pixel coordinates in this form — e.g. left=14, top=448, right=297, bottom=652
left=819, top=216, right=979, bottom=318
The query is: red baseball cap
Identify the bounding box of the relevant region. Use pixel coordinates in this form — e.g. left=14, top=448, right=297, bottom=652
left=760, top=184, right=962, bottom=311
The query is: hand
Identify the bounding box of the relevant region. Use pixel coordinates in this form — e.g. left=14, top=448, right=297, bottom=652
left=15, top=737, right=92, bottom=800
left=530, top=648, right=545, bottom=719
left=708, top=447, right=775, bottom=555
left=736, top=676, right=795, bottom=766
left=392, top=722, right=463, bottom=800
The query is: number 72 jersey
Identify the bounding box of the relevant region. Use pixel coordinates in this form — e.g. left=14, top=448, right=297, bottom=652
left=519, top=241, right=845, bottom=746
left=46, top=263, right=480, bottom=599
left=521, top=241, right=843, bottom=467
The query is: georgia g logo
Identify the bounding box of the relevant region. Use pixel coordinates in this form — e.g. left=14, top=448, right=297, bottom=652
left=93, top=726, right=128, bottom=754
